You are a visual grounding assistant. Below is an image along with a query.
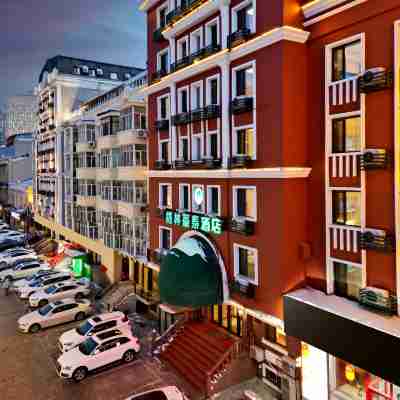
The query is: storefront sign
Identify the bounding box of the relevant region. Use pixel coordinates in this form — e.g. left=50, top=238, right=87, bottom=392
left=164, top=209, right=223, bottom=235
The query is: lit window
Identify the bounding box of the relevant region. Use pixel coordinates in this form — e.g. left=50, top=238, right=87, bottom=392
left=179, top=184, right=190, bottom=211
left=234, top=128, right=254, bottom=158
left=332, top=116, right=361, bottom=153
left=192, top=185, right=205, bottom=213
left=234, top=2, right=254, bottom=32
left=334, top=261, right=362, bottom=300
left=332, top=40, right=362, bottom=82
left=234, top=244, right=258, bottom=285
left=159, top=184, right=172, bottom=208
left=234, top=187, right=256, bottom=220
left=159, top=227, right=171, bottom=250
left=235, top=66, right=254, bottom=97
left=332, top=191, right=361, bottom=226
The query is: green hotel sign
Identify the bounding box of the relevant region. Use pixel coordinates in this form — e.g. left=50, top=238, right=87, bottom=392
left=164, top=209, right=224, bottom=235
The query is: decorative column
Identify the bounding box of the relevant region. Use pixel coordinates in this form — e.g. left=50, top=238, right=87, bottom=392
left=219, top=0, right=231, bottom=50
left=169, top=83, right=177, bottom=162
left=219, top=57, right=230, bottom=168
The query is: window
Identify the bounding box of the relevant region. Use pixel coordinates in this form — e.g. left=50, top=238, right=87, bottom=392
left=81, top=65, right=89, bottom=74
left=332, top=40, right=361, bottom=82
left=234, top=187, right=256, bottom=220
left=210, top=78, right=219, bottom=105
left=180, top=137, right=189, bottom=160
left=110, top=73, right=118, bottom=80
left=121, top=145, right=134, bottom=167
left=207, top=186, right=220, bottom=215
left=264, top=325, right=287, bottom=348
left=158, top=95, right=169, bottom=120
left=233, top=1, right=254, bottom=32
left=334, top=261, right=362, bottom=300
left=179, top=88, right=188, bottom=113
left=206, top=19, right=219, bottom=46
left=332, top=116, right=361, bottom=153
left=159, top=227, right=171, bottom=250
left=160, top=140, right=170, bottom=161
left=192, top=185, right=205, bottom=213
left=234, top=127, right=255, bottom=158
left=234, top=244, right=258, bottom=285
left=179, top=184, right=190, bottom=211
left=96, top=68, right=103, bottom=76
left=157, top=49, right=169, bottom=73
left=120, top=108, right=133, bottom=131
left=177, top=37, right=188, bottom=59
left=191, top=83, right=202, bottom=110
left=190, top=29, right=203, bottom=54
left=332, top=191, right=361, bottom=226
left=235, top=65, right=254, bottom=97
left=207, top=132, right=219, bottom=158
left=192, top=135, right=202, bottom=161
left=159, top=184, right=172, bottom=208
left=157, top=3, right=168, bottom=28
left=73, top=66, right=80, bottom=75
left=135, top=144, right=147, bottom=166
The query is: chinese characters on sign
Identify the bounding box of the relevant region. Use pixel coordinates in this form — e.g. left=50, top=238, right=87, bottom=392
left=164, top=210, right=223, bottom=235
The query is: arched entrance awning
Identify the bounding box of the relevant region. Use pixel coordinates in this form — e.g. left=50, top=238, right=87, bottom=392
left=159, top=232, right=228, bottom=307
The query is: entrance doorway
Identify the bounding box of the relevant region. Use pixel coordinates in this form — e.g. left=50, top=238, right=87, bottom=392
left=211, top=304, right=243, bottom=337
left=121, top=257, right=129, bottom=281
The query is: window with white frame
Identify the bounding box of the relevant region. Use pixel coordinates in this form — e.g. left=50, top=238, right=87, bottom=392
left=331, top=40, right=362, bottom=82
left=177, top=36, right=189, bottom=60
left=234, top=244, right=258, bottom=285
left=207, top=186, right=220, bottom=215
left=233, top=186, right=256, bottom=221
left=158, top=95, right=170, bottom=120
left=234, top=63, right=255, bottom=98
left=192, top=134, right=203, bottom=161
left=157, top=2, right=168, bottom=28
left=192, top=184, right=205, bottom=213
left=178, top=88, right=189, bottom=113
left=234, top=127, right=255, bottom=158
left=159, top=140, right=170, bottom=161
left=159, top=183, right=172, bottom=208
left=206, top=75, right=219, bottom=105
left=190, top=29, right=203, bottom=54
left=159, top=226, right=172, bottom=250
left=207, top=131, right=219, bottom=159
left=157, top=48, right=169, bottom=73
left=206, top=18, right=219, bottom=47
left=179, top=184, right=190, bottom=211
left=232, top=0, right=255, bottom=33
left=191, top=82, right=203, bottom=111
left=179, top=136, right=189, bottom=160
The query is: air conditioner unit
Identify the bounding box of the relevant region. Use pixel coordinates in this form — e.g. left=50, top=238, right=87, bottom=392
left=359, top=67, right=393, bottom=93
left=137, top=130, right=147, bottom=138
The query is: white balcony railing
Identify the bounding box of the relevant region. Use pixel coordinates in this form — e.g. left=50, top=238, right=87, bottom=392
left=329, top=77, right=358, bottom=106
left=329, top=152, right=361, bottom=178
left=329, top=224, right=361, bottom=253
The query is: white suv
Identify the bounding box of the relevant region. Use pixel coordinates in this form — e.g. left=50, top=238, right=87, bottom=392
left=59, top=311, right=131, bottom=352
left=57, top=331, right=140, bottom=381
left=125, top=387, right=187, bottom=400
left=29, top=281, right=91, bottom=308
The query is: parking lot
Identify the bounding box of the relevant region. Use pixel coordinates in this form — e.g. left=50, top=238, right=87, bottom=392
left=0, top=291, right=197, bottom=400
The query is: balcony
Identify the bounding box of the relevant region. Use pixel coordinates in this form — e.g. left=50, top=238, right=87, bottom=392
left=230, top=97, right=253, bottom=114
left=229, top=280, right=256, bottom=299
left=154, top=119, right=169, bottom=130
left=229, top=155, right=251, bottom=168
left=360, top=149, right=388, bottom=170
left=228, top=28, right=252, bottom=48
left=229, top=218, right=255, bottom=236
left=165, top=0, right=207, bottom=27
left=151, top=69, right=169, bottom=84
left=359, top=68, right=393, bottom=93
left=359, top=287, right=397, bottom=315
left=360, top=229, right=395, bottom=253
left=154, top=160, right=171, bottom=170
left=171, top=112, right=191, bottom=126
left=173, top=159, right=191, bottom=169
left=153, top=27, right=165, bottom=42
left=190, top=105, right=221, bottom=122
left=133, top=284, right=160, bottom=305
left=202, top=43, right=221, bottom=58
left=170, top=56, right=191, bottom=73
left=203, top=157, right=222, bottom=169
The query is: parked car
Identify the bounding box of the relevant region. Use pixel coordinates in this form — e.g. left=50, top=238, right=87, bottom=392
left=0, top=238, right=24, bottom=252
left=18, top=298, right=92, bottom=333
left=0, top=246, right=34, bottom=258
left=56, top=330, right=140, bottom=382
left=0, top=260, right=49, bottom=282
left=13, top=269, right=59, bottom=289
left=0, top=231, right=25, bottom=241
left=0, top=249, right=37, bottom=268
left=58, top=311, right=131, bottom=353
left=18, top=272, right=73, bottom=299
left=125, top=387, right=187, bottom=400
left=29, top=281, right=91, bottom=308
left=0, top=223, right=9, bottom=230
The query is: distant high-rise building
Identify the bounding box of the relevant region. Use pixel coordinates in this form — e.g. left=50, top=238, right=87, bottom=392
left=4, top=94, right=37, bottom=140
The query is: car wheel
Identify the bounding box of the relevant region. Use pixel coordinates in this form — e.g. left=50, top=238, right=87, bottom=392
left=123, top=350, right=136, bottom=363
left=75, top=292, right=84, bottom=301
left=38, top=299, right=48, bottom=308
left=29, top=323, right=41, bottom=333
left=75, top=312, right=85, bottom=321
left=0, top=261, right=6, bottom=268
left=4, top=276, right=12, bottom=282
left=72, top=367, right=88, bottom=383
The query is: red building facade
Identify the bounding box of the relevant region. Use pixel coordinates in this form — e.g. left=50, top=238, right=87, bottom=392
left=139, top=0, right=400, bottom=398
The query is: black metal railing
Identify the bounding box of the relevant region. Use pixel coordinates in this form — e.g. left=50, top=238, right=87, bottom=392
left=203, top=43, right=221, bottom=58
left=153, top=27, right=165, bottom=42
left=203, top=157, right=222, bottom=169
left=154, top=160, right=171, bottom=170
left=165, top=0, right=207, bottom=26
left=229, top=280, right=256, bottom=299
left=171, top=112, right=191, bottom=126
left=154, top=119, right=169, bottom=130
left=229, top=218, right=255, bottom=235
left=360, top=149, right=388, bottom=170
left=229, top=155, right=251, bottom=168
left=204, top=104, right=221, bottom=119
left=151, top=69, right=169, bottom=84
left=359, top=68, right=393, bottom=93
left=171, top=56, right=191, bottom=72
left=228, top=28, right=252, bottom=48
left=173, top=159, right=190, bottom=169
left=360, top=230, right=395, bottom=252
left=359, top=287, right=397, bottom=315
left=231, top=97, right=254, bottom=114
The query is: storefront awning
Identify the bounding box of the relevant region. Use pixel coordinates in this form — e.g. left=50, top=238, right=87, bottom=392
left=284, top=288, right=400, bottom=386
left=159, top=235, right=225, bottom=308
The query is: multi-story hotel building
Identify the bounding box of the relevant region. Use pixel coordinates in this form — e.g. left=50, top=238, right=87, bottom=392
left=139, top=0, right=400, bottom=399
left=33, top=56, right=147, bottom=283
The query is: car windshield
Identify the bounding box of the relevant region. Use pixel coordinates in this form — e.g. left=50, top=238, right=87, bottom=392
left=76, top=320, right=93, bottom=336
left=44, top=286, right=57, bottom=294
left=78, top=338, right=98, bottom=355
left=38, top=304, right=53, bottom=316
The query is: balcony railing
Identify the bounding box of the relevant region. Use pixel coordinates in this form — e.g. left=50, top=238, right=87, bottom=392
left=154, top=159, right=171, bottom=170
left=171, top=56, right=191, bottom=73
left=359, top=68, right=393, bottom=93
left=229, top=155, right=251, bottom=168
left=190, top=105, right=221, bottom=122
left=360, top=149, right=388, bottom=170
left=329, top=224, right=361, bottom=254
left=359, top=287, right=397, bottom=315
left=230, top=97, right=253, bottom=114
left=173, top=159, right=190, bottom=169
left=154, top=119, right=169, bottom=130
left=171, top=112, right=191, bottom=126
left=228, top=28, right=252, bottom=48
left=151, top=69, right=169, bottom=84
left=360, top=229, right=395, bottom=253
left=229, top=218, right=255, bottom=235
left=165, top=0, right=207, bottom=26
left=203, top=157, right=222, bottom=169
left=229, top=280, right=256, bottom=299
left=153, top=27, right=165, bottom=42
left=133, top=284, right=160, bottom=304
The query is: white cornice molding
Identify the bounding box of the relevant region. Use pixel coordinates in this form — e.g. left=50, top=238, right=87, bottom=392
left=303, top=0, right=367, bottom=26
left=302, top=0, right=363, bottom=19
left=148, top=167, right=312, bottom=179
left=139, top=0, right=160, bottom=12
left=141, top=26, right=309, bottom=96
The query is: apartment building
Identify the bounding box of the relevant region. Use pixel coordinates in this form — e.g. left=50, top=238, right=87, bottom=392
left=139, top=0, right=400, bottom=399
left=33, top=55, right=146, bottom=283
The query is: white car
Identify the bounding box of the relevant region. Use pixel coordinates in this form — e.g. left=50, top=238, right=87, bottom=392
left=12, top=269, right=58, bottom=289
left=125, top=387, right=187, bottom=400
left=0, top=223, right=9, bottom=230
left=18, top=298, right=92, bottom=333
left=0, top=246, right=33, bottom=258
left=58, top=311, right=131, bottom=353
left=0, top=260, right=49, bottom=282
left=57, top=331, right=140, bottom=381
left=0, top=231, right=25, bottom=241
left=29, top=281, right=91, bottom=308
left=0, top=249, right=37, bottom=268
left=18, top=272, right=73, bottom=299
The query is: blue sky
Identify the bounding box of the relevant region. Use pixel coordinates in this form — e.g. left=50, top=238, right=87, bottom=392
left=0, top=0, right=147, bottom=108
